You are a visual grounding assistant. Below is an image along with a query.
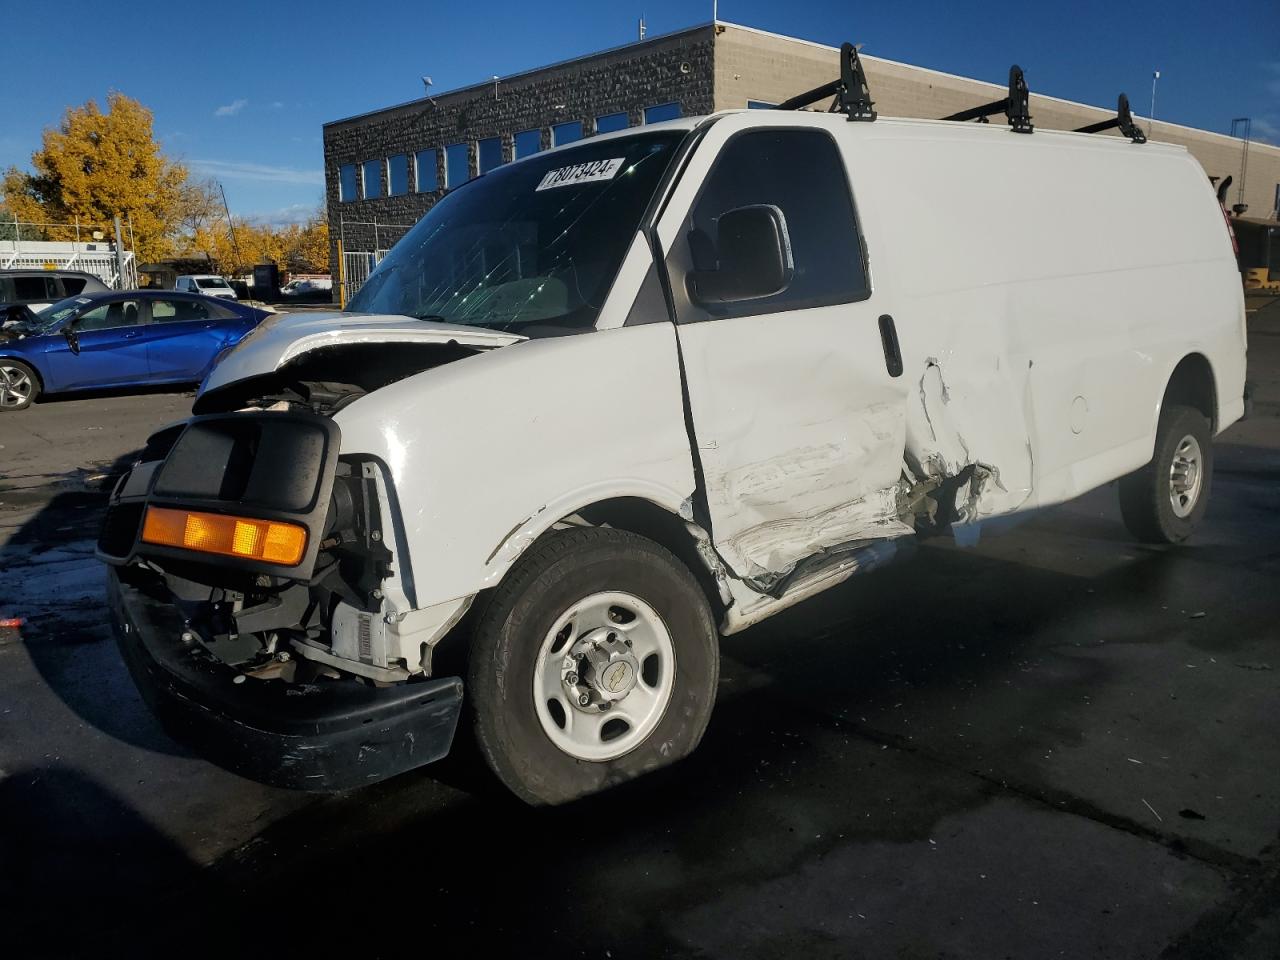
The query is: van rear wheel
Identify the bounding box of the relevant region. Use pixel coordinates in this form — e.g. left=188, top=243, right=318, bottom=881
left=1119, top=403, right=1212, bottom=544
left=467, top=527, right=719, bottom=805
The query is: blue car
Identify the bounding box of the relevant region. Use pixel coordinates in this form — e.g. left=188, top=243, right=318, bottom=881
left=0, top=290, right=271, bottom=412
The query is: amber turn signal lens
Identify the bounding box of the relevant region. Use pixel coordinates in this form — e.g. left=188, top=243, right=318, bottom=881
left=141, top=507, right=307, bottom=566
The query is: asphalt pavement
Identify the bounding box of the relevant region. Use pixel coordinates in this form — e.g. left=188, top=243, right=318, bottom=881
left=1, top=302, right=1278, bottom=958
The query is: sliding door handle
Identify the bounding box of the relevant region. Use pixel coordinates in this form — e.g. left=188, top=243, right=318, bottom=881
left=878, top=314, right=903, bottom=378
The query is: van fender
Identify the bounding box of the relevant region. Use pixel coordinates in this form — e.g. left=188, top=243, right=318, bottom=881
left=482, top=479, right=697, bottom=574
left=1148, top=350, right=1219, bottom=441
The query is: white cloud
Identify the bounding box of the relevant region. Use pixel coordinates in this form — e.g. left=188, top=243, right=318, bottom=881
left=269, top=101, right=285, bottom=109
left=245, top=203, right=319, bottom=226
left=1265, top=62, right=1280, bottom=97
left=191, top=158, right=323, bottom=186
left=213, top=98, right=248, bottom=117
left=1250, top=116, right=1279, bottom=147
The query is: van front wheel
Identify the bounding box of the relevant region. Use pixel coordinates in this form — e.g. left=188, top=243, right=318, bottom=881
left=1119, top=403, right=1213, bottom=544
left=468, top=527, right=719, bottom=805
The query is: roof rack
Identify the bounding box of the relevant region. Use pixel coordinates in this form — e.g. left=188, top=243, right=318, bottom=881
left=774, top=42, right=876, bottom=121
left=939, top=65, right=1034, bottom=134
left=1073, top=93, right=1147, bottom=144
left=774, top=48, right=1144, bottom=146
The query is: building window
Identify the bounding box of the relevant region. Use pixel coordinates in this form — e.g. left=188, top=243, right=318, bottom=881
left=478, top=137, right=504, bottom=174
left=388, top=154, right=410, bottom=196
left=339, top=163, right=358, bottom=202
left=643, top=102, right=682, bottom=124
left=415, top=149, right=438, bottom=192
left=595, top=111, right=628, bottom=135
left=552, top=120, right=583, bottom=147
left=746, top=99, right=777, bottom=109
left=445, top=142, right=470, bottom=188
left=361, top=159, right=383, bottom=199
left=514, top=129, right=542, bottom=159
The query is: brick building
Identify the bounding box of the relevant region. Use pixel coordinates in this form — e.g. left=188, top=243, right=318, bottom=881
left=324, top=21, right=1280, bottom=296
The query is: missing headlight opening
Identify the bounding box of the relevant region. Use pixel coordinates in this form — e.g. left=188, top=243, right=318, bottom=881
left=103, top=440, right=403, bottom=687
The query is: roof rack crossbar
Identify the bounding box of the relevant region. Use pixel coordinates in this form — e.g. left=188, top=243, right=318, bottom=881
left=1074, top=93, right=1147, bottom=143
left=940, top=65, right=1034, bottom=134
left=774, top=42, right=877, bottom=121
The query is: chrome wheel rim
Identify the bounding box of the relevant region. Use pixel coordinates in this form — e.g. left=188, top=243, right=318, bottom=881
left=1169, top=434, right=1203, bottom=519
left=532, top=591, right=675, bottom=762
left=0, top=365, right=33, bottom=408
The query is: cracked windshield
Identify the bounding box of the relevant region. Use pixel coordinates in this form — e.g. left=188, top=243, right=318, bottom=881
left=347, top=131, right=684, bottom=332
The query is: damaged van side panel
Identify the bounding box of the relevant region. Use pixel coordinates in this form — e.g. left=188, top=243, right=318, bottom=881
left=674, top=312, right=914, bottom=588
left=872, top=123, right=1244, bottom=524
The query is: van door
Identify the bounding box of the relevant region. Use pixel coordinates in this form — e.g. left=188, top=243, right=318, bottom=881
left=657, top=119, right=911, bottom=590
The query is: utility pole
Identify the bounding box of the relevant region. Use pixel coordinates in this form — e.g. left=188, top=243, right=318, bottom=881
left=1149, top=70, right=1159, bottom=137
left=218, top=181, right=243, bottom=272
left=112, top=215, right=127, bottom=290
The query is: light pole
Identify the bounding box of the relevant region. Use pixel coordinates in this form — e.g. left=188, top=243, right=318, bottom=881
left=1230, top=117, right=1252, bottom=213
left=1149, top=70, right=1160, bottom=137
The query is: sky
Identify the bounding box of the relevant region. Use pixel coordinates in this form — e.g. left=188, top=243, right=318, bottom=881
left=2, top=0, right=1277, bottom=225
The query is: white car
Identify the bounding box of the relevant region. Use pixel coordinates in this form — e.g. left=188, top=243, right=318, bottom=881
left=101, top=61, right=1246, bottom=805
left=281, top=277, right=333, bottom=297
left=175, top=274, right=237, bottom=299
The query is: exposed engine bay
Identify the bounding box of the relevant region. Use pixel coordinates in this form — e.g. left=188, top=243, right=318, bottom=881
left=193, top=340, right=484, bottom=416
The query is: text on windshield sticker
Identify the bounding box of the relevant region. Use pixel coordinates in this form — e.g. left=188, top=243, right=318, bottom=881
left=536, top=158, right=625, bottom=191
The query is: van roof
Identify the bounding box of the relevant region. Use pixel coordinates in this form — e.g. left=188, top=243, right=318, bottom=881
left=674, top=108, right=1190, bottom=156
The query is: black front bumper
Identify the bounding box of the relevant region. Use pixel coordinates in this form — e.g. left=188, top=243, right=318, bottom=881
left=107, top=568, right=463, bottom=792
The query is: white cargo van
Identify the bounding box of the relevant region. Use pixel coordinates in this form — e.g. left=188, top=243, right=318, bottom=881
left=101, top=52, right=1246, bottom=804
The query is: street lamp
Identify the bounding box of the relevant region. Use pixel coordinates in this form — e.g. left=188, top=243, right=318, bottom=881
left=1231, top=117, right=1252, bottom=215
left=1149, top=70, right=1160, bottom=137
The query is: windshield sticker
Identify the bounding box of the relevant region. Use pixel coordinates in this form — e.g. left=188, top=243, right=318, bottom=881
left=75, top=297, right=91, bottom=304
left=535, top=158, right=625, bottom=191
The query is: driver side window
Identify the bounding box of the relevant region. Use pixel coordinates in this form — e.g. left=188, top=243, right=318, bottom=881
left=76, top=300, right=140, bottom=332
left=673, top=128, right=870, bottom=321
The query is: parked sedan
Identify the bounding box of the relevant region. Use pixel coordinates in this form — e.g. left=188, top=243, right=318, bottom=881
left=0, top=290, right=272, bottom=411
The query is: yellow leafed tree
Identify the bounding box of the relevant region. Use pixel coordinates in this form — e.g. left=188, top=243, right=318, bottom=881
left=1, top=92, right=213, bottom=262
left=183, top=213, right=329, bottom=275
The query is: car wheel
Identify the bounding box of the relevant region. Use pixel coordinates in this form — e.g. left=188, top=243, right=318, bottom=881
left=1119, top=403, right=1213, bottom=544
left=468, top=527, right=719, bottom=805
left=0, top=360, right=39, bottom=412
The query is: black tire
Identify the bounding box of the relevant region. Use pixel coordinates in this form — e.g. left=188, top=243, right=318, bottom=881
left=0, top=360, right=39, bottom=412
left=1119, top=403, right=1213, bottom=544
left=467, top=526, right=719, bottom=805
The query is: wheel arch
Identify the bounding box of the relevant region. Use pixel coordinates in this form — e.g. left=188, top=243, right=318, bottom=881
left=0, top=354, right=45, bottom=392
left=572, top=497, right=729, bottom=626
left=480, top=492, right=728, bottom=627
left=1159, top=352, right=1218, bottom=433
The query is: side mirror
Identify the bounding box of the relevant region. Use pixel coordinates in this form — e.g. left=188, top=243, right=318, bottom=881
left=62, top=324, right=80, bottom=355
left=688, top=204, right=794, bottom=306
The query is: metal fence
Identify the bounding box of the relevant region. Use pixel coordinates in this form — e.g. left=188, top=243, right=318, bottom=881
left=340, top=250, right=380, bottom=306
left=1, top=217, right=138, bottom=289
left=336, top=217, right=413, bottom=306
